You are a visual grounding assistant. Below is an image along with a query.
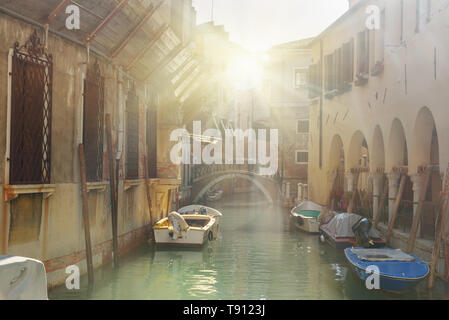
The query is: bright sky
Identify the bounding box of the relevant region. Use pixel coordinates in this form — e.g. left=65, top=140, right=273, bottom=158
left=192, top=0, right=349, bottom=52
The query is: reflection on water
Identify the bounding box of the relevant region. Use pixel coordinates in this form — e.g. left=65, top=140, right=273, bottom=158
left=50, top=193, right=449, bottom=300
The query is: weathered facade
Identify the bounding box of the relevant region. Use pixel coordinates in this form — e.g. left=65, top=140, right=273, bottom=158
left=308, top=0, right=449, bottom=274
left=0, top=0, right=201, bottom=288
left=264, top=39, right=313, bottom=203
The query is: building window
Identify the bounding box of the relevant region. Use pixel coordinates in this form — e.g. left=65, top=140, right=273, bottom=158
left=83, top=60, right=105, bottom=182
left=126, top=84, right=139, bottom=180
left=296, top=151, right=308, bottom=164
left=357, top=30, right=369, bottom=76
left=342, top=39, right=354, bottom=84
left=10, top=31, right=53, bottom=185
left=294, top=68, right=308, bottom=88
left=296, top=120, right=309, bottom=134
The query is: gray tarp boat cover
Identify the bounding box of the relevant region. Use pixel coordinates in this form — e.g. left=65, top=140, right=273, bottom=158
left=321, top=213, right=381, bottom=238
left=351, top=248, right=415, bottom=262
left=0, top=255, right=48, bottom=300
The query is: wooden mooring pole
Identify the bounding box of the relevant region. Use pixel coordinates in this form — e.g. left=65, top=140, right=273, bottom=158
left=429, top=165, right=449, bottom=288
left=347, top=170, right=360, bottom=214
left=386, top=173, right=407, bottom=244
left=78, top=144, right=94, bottom=285
left=407, top=167, right=431, bottom=253
left=374, top=178, right=388, bottom=228
left=143, top=154, right=153, bottom=227
left=106, top=114, right=119, bottom=268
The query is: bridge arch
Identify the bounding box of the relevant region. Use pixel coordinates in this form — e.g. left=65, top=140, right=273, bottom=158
left=192, top=173, right=275, bottom=204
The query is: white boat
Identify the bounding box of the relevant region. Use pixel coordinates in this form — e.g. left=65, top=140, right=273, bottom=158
left=178, top=205, right=223, bottom=240
left=0, top=255, right=48, bottom=300
left=153, top=212, right=216, bottom=247
left=290, top=201, right=323, bottom=233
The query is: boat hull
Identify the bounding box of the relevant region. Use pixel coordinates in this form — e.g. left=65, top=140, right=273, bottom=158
left=153, top=214, right=216, bottom=247
left=344, top=248, right=429, bottom=292
left=290, top=201, right=322, bottom=234
left=154, top=228, right=210, bottom=247
left=290, top=213, right=320, bottom=233
left=319, top=225, right=385, bottom=250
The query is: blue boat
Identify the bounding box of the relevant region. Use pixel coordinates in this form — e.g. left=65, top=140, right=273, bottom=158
left=344, top=247, right=429, bottom=293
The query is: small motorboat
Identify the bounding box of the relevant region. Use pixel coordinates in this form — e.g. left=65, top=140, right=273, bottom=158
left=0, top=255, right=48, bottom=300
left=290, top=201, right=322, bottom=233
left=178, top=205, right=223, bottom=239
left=205, top=189, right=223, bottom=202
left=153, top=212, right=216, bottom=247
left=344, top=247, right=429, bottom=292
left=319, top=213, right=385, bottom=250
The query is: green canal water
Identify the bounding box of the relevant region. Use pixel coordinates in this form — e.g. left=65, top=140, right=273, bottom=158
left=50, top=194, right=449, bottom=300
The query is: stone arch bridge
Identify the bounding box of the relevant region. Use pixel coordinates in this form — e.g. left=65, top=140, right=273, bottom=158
left=191, top=165, right=281, bottom=204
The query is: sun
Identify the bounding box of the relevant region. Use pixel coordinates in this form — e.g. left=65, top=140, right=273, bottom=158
left=226, top=54, right=264, bottom=91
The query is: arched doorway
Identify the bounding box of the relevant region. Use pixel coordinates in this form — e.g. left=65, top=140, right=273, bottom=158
left=387, top=119, right=413, bottom=232
left=347, top=131, right=370, bottom=216
left=328, top=135, right=345, bottom=211
left=412, top=107, right=441, bottom=240
left=371, top=125, right=387, bottom=223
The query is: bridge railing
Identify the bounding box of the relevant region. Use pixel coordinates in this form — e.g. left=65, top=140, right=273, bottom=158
left=192, top=164, right=281, bottom=183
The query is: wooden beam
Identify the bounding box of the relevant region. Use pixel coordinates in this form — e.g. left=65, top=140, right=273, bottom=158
left=171, top=56, right=194, bottom=80
left=145, top=43, right=186, bottom=80
left=386, top=174, right=407, bottom=243
left=47, top=0, right=71, bottom=24
left=111, top=1, right=165, bottom=58
left=173, top=62, right=199, bottom=90
left=178, top=70, right=203, bottom=100
left=143, top=154, right=153, bottom=226
left=429, top=165, right=449, bottom=288
left=374, top=178, right=388, bottom=228
left=428, top=195, right=448, bottom=288
left=105, top=114, right=119, bottom=268
left=86, top=0, right=130, bottom=43
left=78, top=144, right=94, bottom=285
left=407, top=167, right=432, bottom=252
left=125, top=23, right=169, bottom=71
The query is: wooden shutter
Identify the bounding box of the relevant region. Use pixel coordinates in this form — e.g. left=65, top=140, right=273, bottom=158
left=126, top=84, right=139, bottom=180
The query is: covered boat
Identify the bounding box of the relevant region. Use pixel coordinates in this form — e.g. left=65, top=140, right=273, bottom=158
left=290, top=201, right=323, bottom=233
left=0, top=255, right=48, bottom=300
left=344, top=247, right=429, bottom=292
left=319, top=213, right=385, bottom=249
left=153, top=212, right=216, bottom=247
left=178, top=205, right=223, bottom=239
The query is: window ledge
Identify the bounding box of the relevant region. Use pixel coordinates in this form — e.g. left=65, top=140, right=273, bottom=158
left=124, top=179, right=144, bottom=191
left=4, top=184, right=56, bottom=202
left=86, top=182, right=108, bottom=193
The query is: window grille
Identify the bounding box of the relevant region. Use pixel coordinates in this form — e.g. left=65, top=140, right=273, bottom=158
left=10, top=30, right=53, bottom=185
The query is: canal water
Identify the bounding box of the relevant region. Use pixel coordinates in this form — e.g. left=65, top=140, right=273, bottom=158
left=50, top=193, right=449, bottom=300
